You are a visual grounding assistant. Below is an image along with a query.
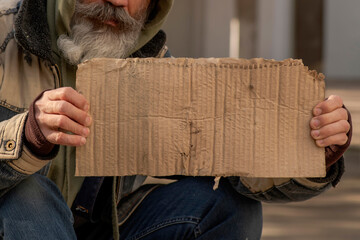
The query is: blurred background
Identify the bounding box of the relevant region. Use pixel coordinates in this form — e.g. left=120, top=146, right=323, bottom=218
left=163, top=0, right=360, bottom=239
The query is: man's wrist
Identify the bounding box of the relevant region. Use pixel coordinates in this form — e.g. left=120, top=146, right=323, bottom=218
left=24, top=90, right=55, bottom=157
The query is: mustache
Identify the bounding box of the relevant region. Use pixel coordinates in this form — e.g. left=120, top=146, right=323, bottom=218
left=74, top=2, right=144, bottom=31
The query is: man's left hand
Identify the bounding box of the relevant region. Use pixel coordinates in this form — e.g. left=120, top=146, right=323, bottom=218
left=310, top=95, right=350, bottom=147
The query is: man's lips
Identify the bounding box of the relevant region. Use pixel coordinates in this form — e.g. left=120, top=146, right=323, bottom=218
left=103, top=19, right=118, bottom=27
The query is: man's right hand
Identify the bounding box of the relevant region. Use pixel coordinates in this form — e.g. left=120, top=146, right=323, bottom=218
left=34, top=87, right=92, bottom=146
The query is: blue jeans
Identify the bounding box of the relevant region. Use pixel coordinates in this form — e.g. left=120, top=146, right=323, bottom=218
left=0, top=175, right=262, bottom=240
left=0, top=174, right=76, bottom=239
left=118, top=177, right=262, bottom=240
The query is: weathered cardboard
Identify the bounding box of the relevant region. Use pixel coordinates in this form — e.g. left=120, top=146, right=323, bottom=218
left=76, top=58, right=326, bottom=178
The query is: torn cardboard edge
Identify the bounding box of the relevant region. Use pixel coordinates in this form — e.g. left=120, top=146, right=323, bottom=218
left=213, top=176, right=221, bottom=190
left=76, top=57, right=326, bottom=178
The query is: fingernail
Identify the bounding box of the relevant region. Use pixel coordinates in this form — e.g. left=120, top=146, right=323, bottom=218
left=83, top=128, right=89, bottom=136
left=84, top=104, right=90, bottom=112
left=314, top=108, right=322, bottom=116
left=312, top=119, right=320, bottom=128
left=80, top=137, right=86, bottom=145
left=312, top=130, right=320, bottom=138
left=317, top=139, right=324, bottom=147
left=86, top=116, right=92, bottom=126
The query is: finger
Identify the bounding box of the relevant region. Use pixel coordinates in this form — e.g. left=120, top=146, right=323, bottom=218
left=315, top=133, right=348, bottom=148
left=310, top=107, right=348, bottom=130
left=39, top=114, right=90, bottom=138
left=42, top=100, right=92, bottom=127
left=46, top=87, right=89, bottom=112
left=313, top=95, right=343, bottom=116
left=45, top=130, right=87, bottom=146
left=311, top=119, right=350, bottom=140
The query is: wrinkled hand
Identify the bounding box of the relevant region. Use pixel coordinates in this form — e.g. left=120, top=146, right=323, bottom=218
left=310, top=95, right=350, bottom=147
left=34, top=87, right=92, bottom=146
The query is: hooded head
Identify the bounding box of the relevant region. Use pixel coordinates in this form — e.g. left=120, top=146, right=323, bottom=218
left=47, top=0, right=173, bottom=62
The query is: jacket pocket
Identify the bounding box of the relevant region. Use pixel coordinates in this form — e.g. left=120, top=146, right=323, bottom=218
left=0, top=111, right=27, bottom=160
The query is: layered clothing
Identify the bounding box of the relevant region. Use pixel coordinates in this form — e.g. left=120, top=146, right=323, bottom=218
left=0, top=0, right=346, bottom=237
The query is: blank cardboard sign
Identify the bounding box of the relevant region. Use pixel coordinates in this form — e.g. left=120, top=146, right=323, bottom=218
left=76, top=58, right=325, bottom=178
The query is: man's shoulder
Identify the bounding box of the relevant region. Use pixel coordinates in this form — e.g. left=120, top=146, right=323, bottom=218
left=0, top=0, right=20, bottom=13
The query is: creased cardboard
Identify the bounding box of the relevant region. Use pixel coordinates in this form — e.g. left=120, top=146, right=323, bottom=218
left=76, top=58, right=326, bottom=178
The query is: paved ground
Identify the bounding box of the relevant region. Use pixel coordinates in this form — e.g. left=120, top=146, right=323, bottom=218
left=262, top=81, right=360, bottom=240
left=262, top=148, right=360, bottom=240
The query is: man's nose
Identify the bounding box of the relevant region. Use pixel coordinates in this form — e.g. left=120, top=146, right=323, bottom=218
left=103, top=0, right=128, bottom=7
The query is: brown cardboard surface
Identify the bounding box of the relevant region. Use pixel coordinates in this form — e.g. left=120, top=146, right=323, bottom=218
left=76, top=58, right=326, bottom=177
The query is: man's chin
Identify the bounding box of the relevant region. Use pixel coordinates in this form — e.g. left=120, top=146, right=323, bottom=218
left=57, top=23, right=140, bottom=64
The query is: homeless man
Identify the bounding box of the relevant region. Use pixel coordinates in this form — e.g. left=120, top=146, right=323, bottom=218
left=0, top=0, right=352, bottom=239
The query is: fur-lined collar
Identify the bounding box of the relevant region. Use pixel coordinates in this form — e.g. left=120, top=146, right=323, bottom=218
left=15, top=0, right=53, bottom=64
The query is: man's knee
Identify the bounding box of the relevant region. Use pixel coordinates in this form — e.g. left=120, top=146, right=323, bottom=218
left=0, top=174, right=76, bottom=239
left=1, top=174, right=71, bottom=218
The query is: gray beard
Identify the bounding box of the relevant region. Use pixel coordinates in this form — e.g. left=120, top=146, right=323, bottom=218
left=57, top=2, right=146, bottom=65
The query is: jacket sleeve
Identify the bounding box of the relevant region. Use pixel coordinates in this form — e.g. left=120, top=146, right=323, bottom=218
left=227, top=157, right=344, bottom=203
left=0, top=112, right=51, bottom=197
